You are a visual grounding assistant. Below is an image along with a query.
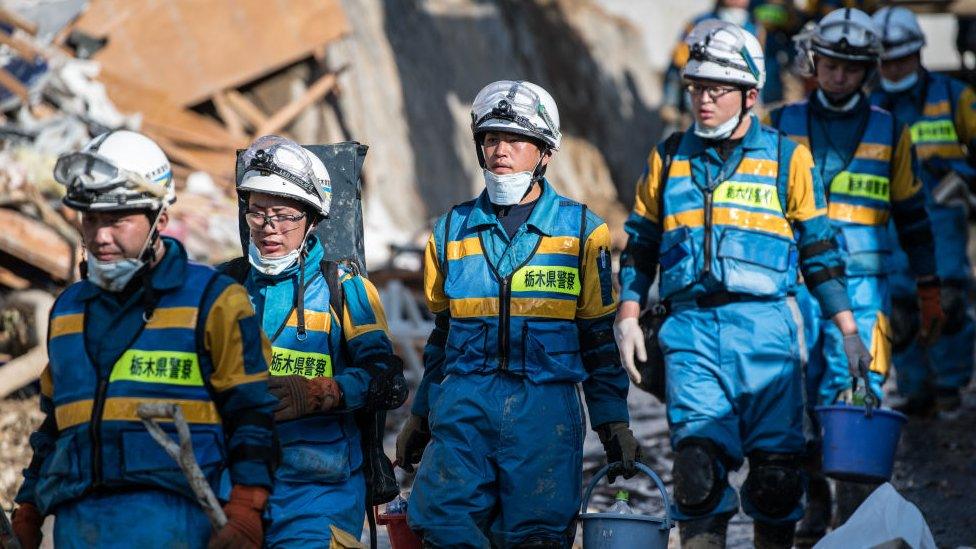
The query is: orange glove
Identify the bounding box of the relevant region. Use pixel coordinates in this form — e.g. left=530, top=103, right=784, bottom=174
left=268, top=375, right=344, bottom=421
left=917, top=283, right=945, bottom=346
left=11, top=502, right=43, bottom=549
left=208, top=485, right=268, bottom=549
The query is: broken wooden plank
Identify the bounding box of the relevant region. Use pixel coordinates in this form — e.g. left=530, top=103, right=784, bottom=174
left=99, top=70, right=244, bottom=151
left=255, top=71, right=339, bottom=137
left=0, top=265, right=29, bottom=290
left=0, top=7, right=38, bottom=36
left=0, top=67, right=29, bottom=103
left=79, top=0, right=349, bottom=107
left=223, top=89, right=270, bottom=131
left=0, top=208, right=73, bottom=280
left=0, top=29, right=41, bottom=61
left=212, top=92, right=245, bottom=140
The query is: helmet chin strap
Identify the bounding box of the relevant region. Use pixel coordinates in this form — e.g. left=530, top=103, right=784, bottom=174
left=294, top=223, right=316, bottom=341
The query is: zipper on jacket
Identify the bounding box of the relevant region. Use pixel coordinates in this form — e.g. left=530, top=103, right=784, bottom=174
left=702, top=188, right=714, bottom=277
left=498, top=277, right=512, bottom=370
left=90, top=376, right=109, bottom=485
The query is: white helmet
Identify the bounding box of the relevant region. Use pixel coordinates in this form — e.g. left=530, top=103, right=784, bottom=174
left=682, top=20, right=766, bottom=90
left=237, top=135, right=332, bottom=218
left=471, top=80, right=561, bottom=151
left=873, top=7, right=925, bottom=60
left=809, top=8, right=882, bottom=63
left=55, top=130, right=174, bottom=212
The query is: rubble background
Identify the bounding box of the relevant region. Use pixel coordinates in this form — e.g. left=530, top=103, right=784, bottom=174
left=1, top=0, right=975, bottom=547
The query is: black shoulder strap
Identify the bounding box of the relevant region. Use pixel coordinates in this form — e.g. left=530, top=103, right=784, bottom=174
left=440, top=208, right=454, bottom=281
left=320, top=259, right=347, bottom=320
left=577, top=203, right=588, bottom=281
left=215, top=256, right=250, bottom=284
left=657, top=131, right=684, bottom=226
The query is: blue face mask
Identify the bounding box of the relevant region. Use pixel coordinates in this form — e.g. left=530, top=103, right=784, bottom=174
left=85, top=208, right=163, bottom=292
left=880, top=71, right=919, bottom=93
left=86, top=255, right=146, bottom=292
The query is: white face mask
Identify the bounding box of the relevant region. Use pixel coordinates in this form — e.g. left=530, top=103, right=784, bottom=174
left=694, top=108, right=743, bottom=140
left=880, top=71, right=919, bottom=93
left=85, top=208, right=163, bottom=292
left=247, top=228, right=311, bottom=276
left=483, top=169, right=534, bottom=206
left=248, top=242, right=300, bottom=276
left=716, top=7, right=749, bottom=26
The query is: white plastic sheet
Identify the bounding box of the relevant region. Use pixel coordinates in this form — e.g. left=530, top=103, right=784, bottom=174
left=814, top=483, right=936, bottom=549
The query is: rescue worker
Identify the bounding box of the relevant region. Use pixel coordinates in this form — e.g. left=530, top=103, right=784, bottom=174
left=766, top=8, right=942, bottom=540
left=395, top=80, right=638, bottom=548
left=768, top=7, right=942, bottom=404
left=229, top=135, right=406, bottom=546
left=871, top=6, right=976, bottom=415
left=662, top=0, right=783, bottom=130
left=616, top=20, right=864, bottom=548
left=10, top=130, right=276, bottom=549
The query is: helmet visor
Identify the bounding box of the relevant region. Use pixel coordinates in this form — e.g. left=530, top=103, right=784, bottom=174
left=471, top=81, right=559, bottom=142
left=813, top=18, right=881, bottom=59
left=240, top=135, right=327, bottom=206
left=54, top=152, right=164, bottom=197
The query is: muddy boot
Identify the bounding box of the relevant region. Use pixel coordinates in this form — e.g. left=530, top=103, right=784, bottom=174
left=678, top=512, right=732, bottom=549
left=935, top=387, right=962, bottom=413
left=833, top=479, right=880, bottom=527
left=754, top=520, right=796, bottom=549
left=795, top=472, right=831, bottom=547
left=894, top=393, right=936, bottom=418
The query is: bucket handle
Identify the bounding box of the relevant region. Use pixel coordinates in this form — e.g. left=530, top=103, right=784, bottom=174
left=852, top=371, right=879, bottom=417
left=580, top=461, right=672, bottom=530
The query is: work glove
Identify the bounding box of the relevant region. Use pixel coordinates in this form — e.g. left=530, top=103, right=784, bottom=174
left=614, top=317, right=647, bottom=385
left=268, top=375, right=343, bottom=422
left=842, top=333, right=872, bottom=379
left=940, top=284, right=968, bottom=335
left=597, top=422, right=642, bottom=483
left=208, top=485, right=268, bottom=549
left=395, top=414, right=431, bottom=473
left=917, top=283, right=945, bottom=345
left=11, top=502, right=43, bottom=549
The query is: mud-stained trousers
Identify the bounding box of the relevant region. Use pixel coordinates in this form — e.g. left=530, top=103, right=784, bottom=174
left=661, top=299, right=806, bottom=525
left=53, top=488, right=211, bottom=548
left=407, top=373, right=585, bottom=548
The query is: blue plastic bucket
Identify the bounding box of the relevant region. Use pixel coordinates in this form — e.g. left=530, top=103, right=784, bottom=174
left=815, top=404, right=907, bottom=482
left=579, top=462, right=673, bottom=549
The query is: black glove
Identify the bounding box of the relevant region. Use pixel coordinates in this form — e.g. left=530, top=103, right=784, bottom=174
left=842, top=333, right=872, bottom=379
left=598, top=422, right=642, bottom=483
left=395, top=414, right=431, bottom=472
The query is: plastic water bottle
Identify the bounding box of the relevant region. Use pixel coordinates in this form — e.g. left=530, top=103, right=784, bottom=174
left=608, top=490, right=636, bottom=515
left=386, top=493, right=409, bottom=515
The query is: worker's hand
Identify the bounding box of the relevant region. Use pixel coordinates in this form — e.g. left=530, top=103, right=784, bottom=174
left=842, top=333, right=872, bottom=379
left=395, top=414, right=430, bottom=473
left=598, top=422, right=642, bottom=484
left=11, top=502, right=43, bottom=549
left=614, top=316, right=647, bottom=385
left=268, top=375, right=343, bottom=421
left=208, top=485, right=268, bottom=549
left=917, top=283, right=945, bottom=346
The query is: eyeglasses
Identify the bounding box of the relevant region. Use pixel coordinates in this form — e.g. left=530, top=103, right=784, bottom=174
left=244, top=210, right=307, bottom=231
left=685, top=83, right=740, bottom=100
